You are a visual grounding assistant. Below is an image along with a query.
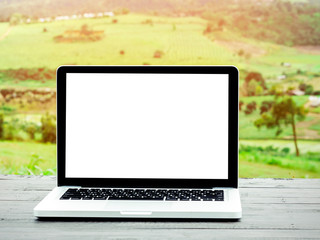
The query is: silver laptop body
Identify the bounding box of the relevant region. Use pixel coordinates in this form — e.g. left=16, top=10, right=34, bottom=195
left=34, top=66, right=242, bottom=219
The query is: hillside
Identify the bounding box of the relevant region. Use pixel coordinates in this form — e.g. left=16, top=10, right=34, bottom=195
left=1, top=0, right=205, bottom=20
left=2, top=0, right=319, bottom=20
left=0, top=14, right=319, bottom=77
left=2, top=0, right=320, bottom=47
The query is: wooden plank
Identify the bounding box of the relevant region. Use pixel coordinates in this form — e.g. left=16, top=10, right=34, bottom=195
left=240, top=188, right=320, bottom=198
left=1, top=200, right=320, bottom=230
left=0, top=229, right=320, bottom=240
left=1, top=213, right=320, bottom=231
left=239, top=178, right=320, bottom=189
left=1, top=175, right=320, bottom=190
left=0, top=175, right=56, bottom=190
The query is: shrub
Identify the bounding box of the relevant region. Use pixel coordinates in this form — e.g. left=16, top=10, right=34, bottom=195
left=238, top=49, right=245, bottom=57
left=142, top=19, right=153, bottom=25
left=23, top=122, right=40, bottom=140
left=41, top=113, right=56, bottom=143
left=305, top=85, right=314, bottom=95
left=153, top=50, right=164, bottom=58
left=260, top=101, right=273, bottom=114
left=122, top=8, right=130, bottom=14
left=299, top=83, right=314, bottom=95
left=3, top=118, right=20, bottom=140
left=244, top=101, right=256, bottom=115
left=0, top=114, right=3, bottom=139
left=203, top=23, right=214, bottom=34
left=281, top=147, right=290, bottom=155
left=239, top=101, right=244, bottom=111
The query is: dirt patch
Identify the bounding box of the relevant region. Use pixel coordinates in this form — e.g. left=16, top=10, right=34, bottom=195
left=0, top=26, right=13, bottom=41
left=295, top=46, right=320, bottom=55
left=215, top=40, right=266, bottom=57
left=283, top=112, right=320, bottom=140
left=54, top=25, right=104, bottom=43
left=0, top=68, right=55, bottom=81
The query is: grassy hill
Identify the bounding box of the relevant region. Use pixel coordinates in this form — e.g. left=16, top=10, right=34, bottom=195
left=0, top=14, right=319, bottom=79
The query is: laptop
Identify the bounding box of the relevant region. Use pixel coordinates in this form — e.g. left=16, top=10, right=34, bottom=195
left=34, top=65, right=242, bottom=219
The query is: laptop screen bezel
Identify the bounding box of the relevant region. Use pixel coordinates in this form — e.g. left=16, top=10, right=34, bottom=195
left=57, top=66, right=239, bottom=188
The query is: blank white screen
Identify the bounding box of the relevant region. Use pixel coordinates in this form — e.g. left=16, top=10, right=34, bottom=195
left=66, top=73, right=228, bottom=179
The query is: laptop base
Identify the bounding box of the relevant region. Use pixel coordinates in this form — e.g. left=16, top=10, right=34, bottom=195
left=34, top=187, right=242, bottom=219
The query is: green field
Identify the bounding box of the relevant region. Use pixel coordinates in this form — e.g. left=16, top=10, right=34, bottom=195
left=239, top=159, right=319, bottom=178
left=1, top=14, right=320, bottom=78
left=1, top=140, right=319, bottom=178
left=0, top=141, right=56, bottom=175
left=239, top=139, right=320, bottom=178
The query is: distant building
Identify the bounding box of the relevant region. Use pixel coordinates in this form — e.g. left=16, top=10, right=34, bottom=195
left=309, top=96, right=320, bottom=107
left=104, top=12, right=114, bottom=17
left=55, top=16, right=70, bottom=21
left=277, top=75, right=286, bottom=80
left=83, top=13, right=95, bottom=18
left=290, top=90, right=305, bottom=96
left=281, top=62, right=291, bottom=67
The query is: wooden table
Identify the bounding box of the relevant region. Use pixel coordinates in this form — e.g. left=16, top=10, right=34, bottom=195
left=1, top=175, right=320, bottom=239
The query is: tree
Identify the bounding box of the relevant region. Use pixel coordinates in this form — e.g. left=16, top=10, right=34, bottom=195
left=242, top=72, right=267, bottom=96
left=245, top=72, right=267, bottom=90
left=254, top=96, right=307, bottom=156
left=10, top=13, right=22, bottom=26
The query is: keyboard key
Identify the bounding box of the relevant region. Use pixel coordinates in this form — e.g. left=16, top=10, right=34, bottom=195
left=60, top=196, right=70, bottom=200
left=94, top=197, right=107, bottom=200
left=70, top=196, right=82, bottom=200
left=203, top=198, right=213, bottom=201
left=82, top=197, right=93, bottom=200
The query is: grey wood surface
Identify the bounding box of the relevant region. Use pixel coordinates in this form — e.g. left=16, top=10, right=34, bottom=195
left=0, top=175, right=320, bottom=239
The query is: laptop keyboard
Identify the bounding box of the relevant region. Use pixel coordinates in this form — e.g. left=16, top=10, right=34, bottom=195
left=60, top=188, right=224, bottom=201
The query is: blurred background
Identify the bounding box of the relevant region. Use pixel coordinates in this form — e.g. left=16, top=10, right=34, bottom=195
left=0, top=0, right=319, bottom=178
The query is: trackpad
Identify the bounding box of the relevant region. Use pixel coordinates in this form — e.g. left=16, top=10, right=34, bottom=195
left=105, top=201, right=174, bottom=212
left=120, top=211, right=152, bottom=216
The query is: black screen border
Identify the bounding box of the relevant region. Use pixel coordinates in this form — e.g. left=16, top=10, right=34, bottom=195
left=57, top=66, right=239, bottom=188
